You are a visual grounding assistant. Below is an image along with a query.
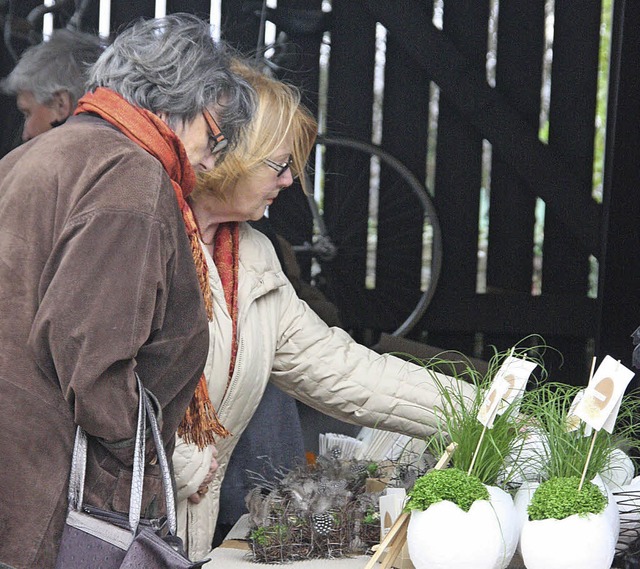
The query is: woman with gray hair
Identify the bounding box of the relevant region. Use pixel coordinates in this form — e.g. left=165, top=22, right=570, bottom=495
left=0, top=13, right=254, bottom=569
left=1, top=28, right=104, bottom=141
left=87, top=13, right=253, bottom=155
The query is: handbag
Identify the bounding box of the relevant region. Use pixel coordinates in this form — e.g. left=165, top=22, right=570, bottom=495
left=55, top=373, right=208, bottom=568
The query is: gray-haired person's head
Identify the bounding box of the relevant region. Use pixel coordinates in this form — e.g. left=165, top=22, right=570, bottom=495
left=1, top=29, right=104, bottom=107
left=88, top=13, right=255, bottom=152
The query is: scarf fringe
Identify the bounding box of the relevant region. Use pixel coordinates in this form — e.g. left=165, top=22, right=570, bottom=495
left=188, top=230, right=213, bottom=320
left=178, top=374, right=230, bottom=447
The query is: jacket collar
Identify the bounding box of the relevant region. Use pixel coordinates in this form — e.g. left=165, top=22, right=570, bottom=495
left=237, top=222, right=288, bottom=299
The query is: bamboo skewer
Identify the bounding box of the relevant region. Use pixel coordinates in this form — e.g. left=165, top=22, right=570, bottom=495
left=578, top=356, right=598, bottom=492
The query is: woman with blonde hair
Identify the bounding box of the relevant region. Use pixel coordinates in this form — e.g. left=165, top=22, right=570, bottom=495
left=173, top=61, right=474, bottom=561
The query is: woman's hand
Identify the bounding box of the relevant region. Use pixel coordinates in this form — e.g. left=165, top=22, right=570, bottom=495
left=188, top=445, right=218, bottom=504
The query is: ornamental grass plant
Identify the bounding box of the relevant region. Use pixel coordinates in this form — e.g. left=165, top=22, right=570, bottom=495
left=516, top=379, right=640, bottom=520
left=402, top=342, right=550, bottom=569
left=519, top=381, right=612, bottom=483
left=422, top=344, right=546, bottom=488
left=515, top=381, right=640, bottom=569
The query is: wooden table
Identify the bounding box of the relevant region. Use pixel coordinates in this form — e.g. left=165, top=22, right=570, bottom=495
left=203, top=515, right=527, bottom=568
left=204, top=544, right=527, bottom=568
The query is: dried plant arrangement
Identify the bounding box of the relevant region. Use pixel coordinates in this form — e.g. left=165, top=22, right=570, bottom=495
left=244, top=455, right=390, bottom=563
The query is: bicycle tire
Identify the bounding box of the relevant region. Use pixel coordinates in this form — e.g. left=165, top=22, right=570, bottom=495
left=277, top=135, right=442, bottom=339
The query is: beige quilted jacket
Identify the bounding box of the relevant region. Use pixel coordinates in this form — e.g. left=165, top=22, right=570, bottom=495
left=173, top=223, right=475, bottom=561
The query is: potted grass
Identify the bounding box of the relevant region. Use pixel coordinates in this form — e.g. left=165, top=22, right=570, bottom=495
left=404, top=348, right=536, bottom=569
left=514, top=377, right=640, bottom=569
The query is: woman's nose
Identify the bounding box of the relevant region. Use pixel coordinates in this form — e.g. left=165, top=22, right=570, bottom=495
left=279, top=169, right=294, bottom=188
left=200, top=153, right=218, bottom=173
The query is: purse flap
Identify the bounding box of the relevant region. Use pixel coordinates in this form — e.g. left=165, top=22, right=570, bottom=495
left=66, top=509, right=134, bottom=551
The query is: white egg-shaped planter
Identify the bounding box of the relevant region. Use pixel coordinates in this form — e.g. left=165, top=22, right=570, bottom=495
left=601, top=449, right=635, bottom=489
left=406, top=485, right=518, bottom=569
left=595, top=474, right=622, bottom=542
left=500, top=427, right=549, bottom=487
left=519, top=478, right=619, bottom=569
left=520, top=510, right=617, bottom=569
left=513, top=481, right=538, bottom=542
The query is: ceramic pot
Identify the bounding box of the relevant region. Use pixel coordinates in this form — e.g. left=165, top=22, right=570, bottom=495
left=520, top=510, right=616, bottom=569
left=406, top=485, right=518, bottom=569
left=519, top=477, right=619, bottom=569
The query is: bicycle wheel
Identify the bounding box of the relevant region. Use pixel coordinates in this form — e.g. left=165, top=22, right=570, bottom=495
left=270, top=136, right=442, bottom=340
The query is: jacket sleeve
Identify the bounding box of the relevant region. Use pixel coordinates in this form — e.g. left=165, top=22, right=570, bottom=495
left=269, top=282, right=476, bottom=440
left=173, top=436, right=214, bottom=502
left=27, top=207, right=174, bottom=464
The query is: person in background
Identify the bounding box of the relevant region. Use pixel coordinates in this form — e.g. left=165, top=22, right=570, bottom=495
left=172, top=60, right=475, bottom=561
left=0, top=28, right=104, bottom=142
left=0, top=14, right=254, bottom=569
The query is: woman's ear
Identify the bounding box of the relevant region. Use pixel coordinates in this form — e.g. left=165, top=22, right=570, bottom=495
left=51, top=90, right=74, bottom=122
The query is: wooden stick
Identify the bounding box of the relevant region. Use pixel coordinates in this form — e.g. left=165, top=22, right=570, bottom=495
left=435, top=442, right=458, bottom=470
left=578, top=356, right=598, bottom=491
left=579, top=430, right=598, bottom=491
left=378, top=518, right=408, bottom=569
left=364, top=443, right=457, bottom=569
left=363, top=512, right=410, bottom=569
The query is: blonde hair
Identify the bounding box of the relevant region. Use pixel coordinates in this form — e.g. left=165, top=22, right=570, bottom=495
left=196, top=59, right=317, bottom=199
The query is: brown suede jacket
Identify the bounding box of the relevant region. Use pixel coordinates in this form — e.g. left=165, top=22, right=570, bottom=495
left=0, top=114, right=209, bottom=568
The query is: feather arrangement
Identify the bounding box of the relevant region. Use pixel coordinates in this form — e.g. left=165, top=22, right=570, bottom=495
left=245, top=454, right=384, bottom=563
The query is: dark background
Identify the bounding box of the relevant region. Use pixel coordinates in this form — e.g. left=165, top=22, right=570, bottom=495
left=1, top=0, right=638, bottom=389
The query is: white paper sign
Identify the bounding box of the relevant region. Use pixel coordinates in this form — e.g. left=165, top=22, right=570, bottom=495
left=477, top=356, right=537, bottom=428
left=565, top=389, right=593, bottom=436
left=573, top=355, right=635, bottom=432
left=379, top=488, right=406, bottom=539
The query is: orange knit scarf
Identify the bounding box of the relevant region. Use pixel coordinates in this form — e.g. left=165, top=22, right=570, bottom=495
left=75, top=87, right=229, bottom=448
left=212, top=222, right=240, bottom=394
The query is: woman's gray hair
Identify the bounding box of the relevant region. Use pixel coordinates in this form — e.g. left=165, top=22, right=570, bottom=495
left=88, top=13, right=255, bottom=150
left=1, top=29, right=104, bottom=107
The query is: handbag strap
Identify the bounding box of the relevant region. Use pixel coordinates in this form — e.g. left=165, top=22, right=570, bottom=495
left=128, top=373, right=147, bottom=532
left=67, top=425, right=88, bottom=511
left=142, top=380, right=177, bottom=535
left=66, top=373, right=177, bottom=536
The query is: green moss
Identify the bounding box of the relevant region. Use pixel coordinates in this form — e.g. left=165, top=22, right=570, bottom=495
left=527, top=476, right=607, bottom=521
left=363, top=508, right=379, bottom=525
left=405, top=468, right=490, bottom=513
left=366, top=462, right=380, bottom=478
left=250, top=524, right=289, bottom=546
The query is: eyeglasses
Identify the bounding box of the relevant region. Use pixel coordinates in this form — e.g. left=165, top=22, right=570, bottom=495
left=264, top=155, right=294, bottom=178
left=202, top=108, right=228, bottom=155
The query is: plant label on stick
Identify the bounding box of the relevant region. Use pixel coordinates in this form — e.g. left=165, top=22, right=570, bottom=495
left=573, top=355, right=634, bottom=432
left=601, top=392, right=625, bottom=434
left=477, top=355, right=536, bottom=428
left=565, top=389, right=593, bottom=436
left=566, top=357, right=596, bottom=435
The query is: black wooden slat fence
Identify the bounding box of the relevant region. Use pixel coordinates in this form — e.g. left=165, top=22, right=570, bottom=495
left=541, top=1, right=603, bottom=382
left=427, top=0, right=489, bottom=357
left=598, top=0, right=640, bottom=376
left=0, top=0, right=636, bottom=386
left=487, top=0, right=544, bottom=295
left=483, top=2, right=546, bottom=372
